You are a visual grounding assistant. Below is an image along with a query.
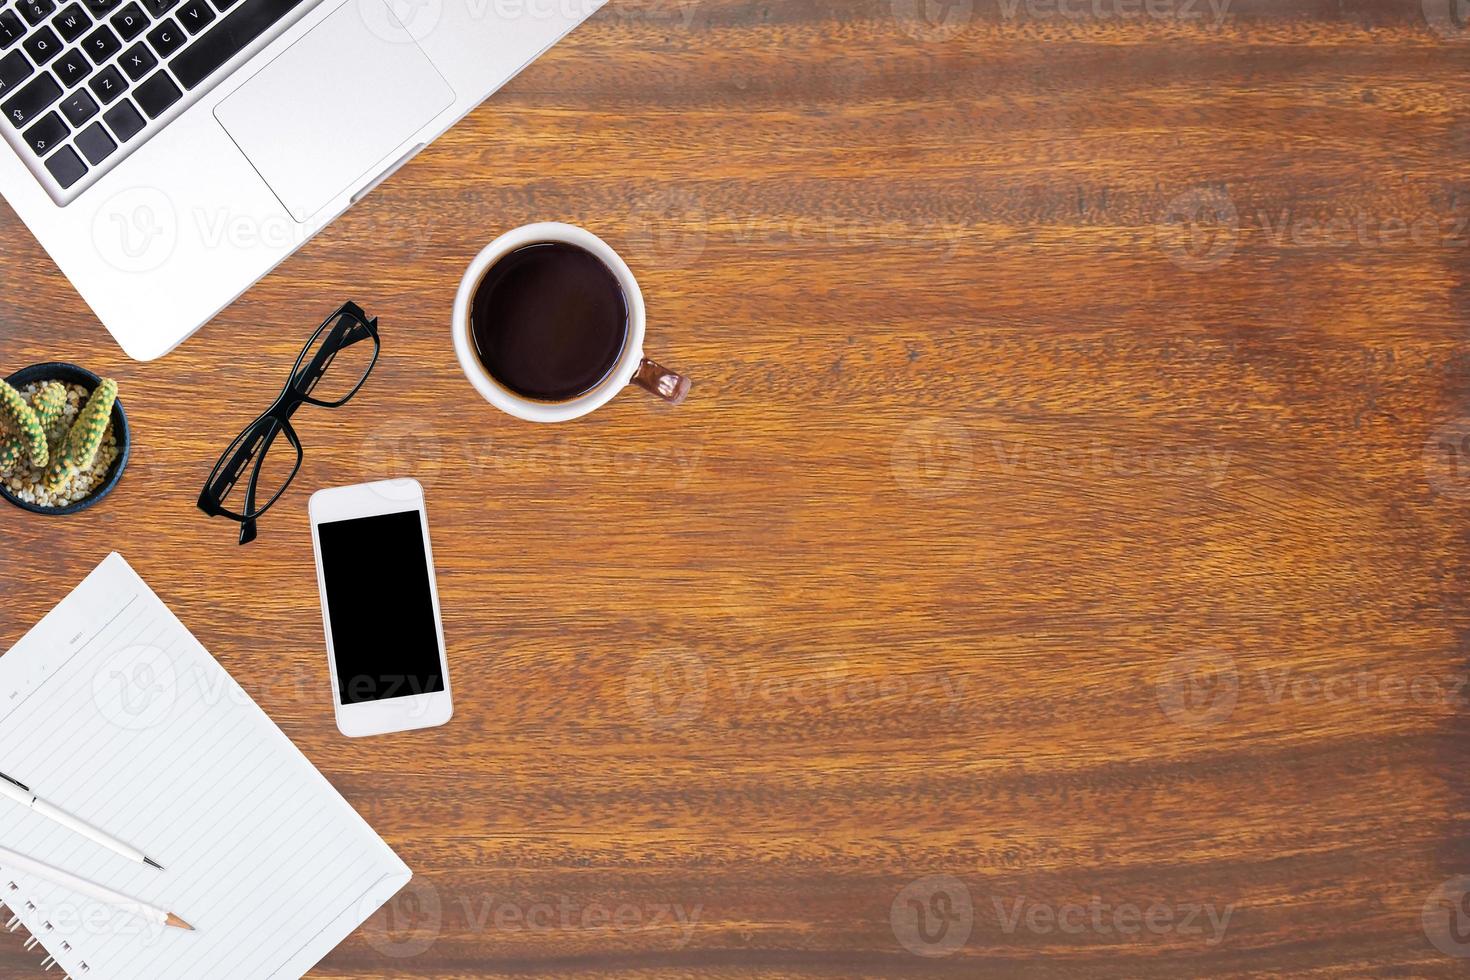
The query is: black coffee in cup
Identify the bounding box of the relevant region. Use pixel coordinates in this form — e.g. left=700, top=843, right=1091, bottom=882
left=469, top=242, right=629, bottom=402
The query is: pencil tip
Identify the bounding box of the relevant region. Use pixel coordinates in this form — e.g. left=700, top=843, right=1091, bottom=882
left=166, top=914, right=193, bottom=931
left=144, top=857, right=163, bottom=870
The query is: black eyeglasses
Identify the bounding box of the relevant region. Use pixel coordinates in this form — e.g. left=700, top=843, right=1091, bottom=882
left=198, top=302, right=380, bottom=544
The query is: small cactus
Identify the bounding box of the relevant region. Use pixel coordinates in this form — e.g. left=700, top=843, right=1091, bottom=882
left=43, top=378, right=116, bottom=494
left=0, top=436, right=23, bottom=472
left=31, top=382, right=65, bottom=438
left=0, top=379, right=48, bottom=470
left=0, top=382, right=65, bottom=472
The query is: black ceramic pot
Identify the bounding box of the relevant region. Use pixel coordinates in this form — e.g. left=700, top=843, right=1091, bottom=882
left=0, top=363, right=128, bottom=515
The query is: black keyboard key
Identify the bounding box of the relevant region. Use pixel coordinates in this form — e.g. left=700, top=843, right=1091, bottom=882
left=73, top=117, right=111, bottom=160
left=132, top=67, right=173, bottom=115
left=81, top=0, right=117, bottom=15
left=140, top=0, right=174, bottom=14
left=117, top=38, right=150, bottom=76
left=174, top=0, right=209, bottom=31
left=2, top=70, right=59, bottom=125
left=21, top=107, right=63, bottom=152
left=84, top=60, right=119, bottom=100
left=42, top=142, right=83, bottom=185
left=19, top=0, right=55, bottom=26
left=0, top=49, right=33, bottom=94
left=170, top=0, right=302, bottom=89
left=210, top=0, right=235, bottom=9
left=0, top=8, right=24, bottom=45
left=108, top=0, right=142, bottom=37
left=58, top=84, right=93, bottom=122
left=100, top=93, right=138, bottom=137
left=145, top=16, right=179, bottom=54
left=22, top=24, right=59, bottom=62
left=51, top=2, right=89, bottom=40
left=81, top=22, right=116, bottom=61
left=53, top=45, right=87, bottom=83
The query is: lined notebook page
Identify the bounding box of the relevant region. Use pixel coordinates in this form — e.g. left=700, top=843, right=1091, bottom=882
left=0, top=553, right=411, bottom=979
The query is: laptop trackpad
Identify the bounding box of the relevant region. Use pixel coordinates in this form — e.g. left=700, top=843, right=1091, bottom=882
left=215, top=0, right=454, bottom=222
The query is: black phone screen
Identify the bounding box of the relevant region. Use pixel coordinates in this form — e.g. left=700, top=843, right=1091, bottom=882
left=316, top=509, right=445, bottom=704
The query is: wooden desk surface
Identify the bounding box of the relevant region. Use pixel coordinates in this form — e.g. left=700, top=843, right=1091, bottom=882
left=3, top=0, right=1470, bottom=975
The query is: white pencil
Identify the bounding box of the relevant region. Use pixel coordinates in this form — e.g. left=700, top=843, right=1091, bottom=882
left=0, top=772, right=164, bottom=870
left=0, top=845, right=193, bottom=931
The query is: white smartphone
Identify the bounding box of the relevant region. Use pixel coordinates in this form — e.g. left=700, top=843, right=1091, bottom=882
left=308, top=479, right=453, bottom=737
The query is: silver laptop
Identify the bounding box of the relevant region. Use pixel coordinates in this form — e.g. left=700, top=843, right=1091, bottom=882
left=0, top=0, right=602, bottom=359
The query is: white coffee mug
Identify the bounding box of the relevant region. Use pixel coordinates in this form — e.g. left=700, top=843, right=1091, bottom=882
left=453, top=222, right=690, bottom=423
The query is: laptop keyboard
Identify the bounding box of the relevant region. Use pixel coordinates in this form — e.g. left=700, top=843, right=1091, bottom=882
left=0, top=0, right=309, bottom=201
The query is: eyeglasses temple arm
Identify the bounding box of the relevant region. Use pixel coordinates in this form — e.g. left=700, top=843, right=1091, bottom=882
left=200, top=423, right=268, bottom=507
left=291, top=309, right=378, bottom=396
left=234, top=423, right=286, bottom=545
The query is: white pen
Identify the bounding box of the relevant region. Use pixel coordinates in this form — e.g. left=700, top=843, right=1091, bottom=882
left=0, top=772, right=163, bottom=870
left=0, top=845, right=192, bottom=931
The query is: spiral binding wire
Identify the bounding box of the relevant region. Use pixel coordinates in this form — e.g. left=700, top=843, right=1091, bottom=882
left=1, top=879, right=88, bottom=976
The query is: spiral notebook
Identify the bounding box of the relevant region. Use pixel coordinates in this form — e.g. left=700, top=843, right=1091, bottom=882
left=0, top=553, right=412, bottom=979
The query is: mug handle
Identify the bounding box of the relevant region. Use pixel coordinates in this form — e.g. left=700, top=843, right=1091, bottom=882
left=633, top=357, right=691, bottom=405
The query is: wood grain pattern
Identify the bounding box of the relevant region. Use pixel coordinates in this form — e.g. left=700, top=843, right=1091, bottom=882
left=3, top=0, right=1470, bottom=974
